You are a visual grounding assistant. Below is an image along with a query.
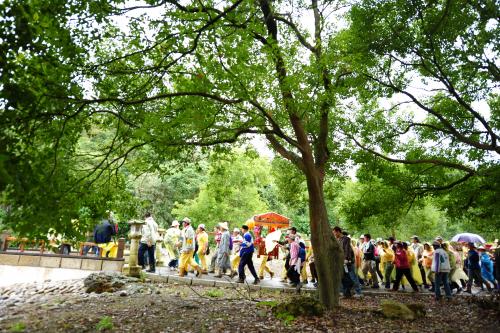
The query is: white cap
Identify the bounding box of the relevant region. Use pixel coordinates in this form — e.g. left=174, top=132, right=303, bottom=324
left=198, top=224, right=206, bottom=230
left=233, top=228, right=240, bottom=233
left=182, top=217, right=191, bottom=224
left=171, top=220, right=179, bottom=227
left=218, top=222, right=229, bottom=230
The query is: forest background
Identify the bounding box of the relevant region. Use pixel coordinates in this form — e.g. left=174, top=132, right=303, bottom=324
left=0, top=0, right=498, bottom=243
left=1, top=143, right=496, bottom=243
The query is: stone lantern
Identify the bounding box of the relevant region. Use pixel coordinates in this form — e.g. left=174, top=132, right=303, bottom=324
left=122, top=219, right=144, bottom=277
left=155, top=228, right=166, bottom=267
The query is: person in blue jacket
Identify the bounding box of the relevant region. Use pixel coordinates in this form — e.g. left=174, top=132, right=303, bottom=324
left=237, top=225, right=260, bottom=285
left=466, top=242, right=491, bottom=292
left=478, top=246, right=496, bottom=289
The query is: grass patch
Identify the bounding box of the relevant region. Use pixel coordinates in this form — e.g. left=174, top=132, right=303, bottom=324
left=256, top=300, right=279, bottom=308
left=9, top=322, right=26, bottom=332
left=205, top=288, right=224, bottom=298
left=275, top=312, right=296, bottom=326
left=96, top=316, right=113, bottom=331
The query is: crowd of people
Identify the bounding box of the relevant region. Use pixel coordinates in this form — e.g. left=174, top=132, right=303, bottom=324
left=139, top=213, right=500, bottom=300
left=333, top=227, right=499, bottom=300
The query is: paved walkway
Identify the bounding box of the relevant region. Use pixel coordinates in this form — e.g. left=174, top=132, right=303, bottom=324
left=147, top=266, right=489, bottom=297
left=149, top=266, right=312, bottom=292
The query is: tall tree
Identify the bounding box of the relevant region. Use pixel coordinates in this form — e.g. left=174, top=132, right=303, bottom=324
left=66, top=0, right=349, bottom=308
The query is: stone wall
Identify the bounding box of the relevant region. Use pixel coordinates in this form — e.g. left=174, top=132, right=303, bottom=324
left=0, top=252, right=124, bottom=272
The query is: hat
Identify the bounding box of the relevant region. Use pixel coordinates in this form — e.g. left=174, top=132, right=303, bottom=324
left=182, top=217, right=191, bottom=224
left=171, top=220, right=179, bottom=227
left=376, top=237, right=383, bottom=243
left=359, top=235, right=364, bottom=239
left=411, top=235, right=419, bottom=240
left=198, top=224, right=206, bottom=230
left=478, top=246, right=485, bottom=251
left=435, top=236, right=443, bottom=241
left=233, top=228, right=240, bottom=233
left=218, top=222, right=229, bottom=230
left=432, top=241, right=441, bottom=247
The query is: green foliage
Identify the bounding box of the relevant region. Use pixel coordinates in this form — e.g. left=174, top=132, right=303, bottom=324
left=173, top=149, right=270, bottom=229
left=95, top=316, right=113, bottom=331
left=275, top=312, right=296, bottom=326
left=130, top=163, right=207, bottom=227
left=8, top=322, right=26, bottom=333
left=336, top=0, right=499, bottom=236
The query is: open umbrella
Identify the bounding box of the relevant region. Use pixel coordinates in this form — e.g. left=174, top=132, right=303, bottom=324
left=451, top=233, right=485, bottom=244
left=265, top=229, right=282, bottom=253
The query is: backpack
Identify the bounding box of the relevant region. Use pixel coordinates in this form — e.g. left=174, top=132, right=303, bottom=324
left=229, top=236, right=233, bottom=251
left=299, top=244, right=306, bottom=262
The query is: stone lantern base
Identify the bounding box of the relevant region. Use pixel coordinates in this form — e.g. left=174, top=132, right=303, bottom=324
left=122, top=264, right=142, bottom=278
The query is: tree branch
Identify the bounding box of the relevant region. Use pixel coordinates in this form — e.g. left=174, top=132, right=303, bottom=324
left=350, top=135, right=477, bottom=174
left=274, top=15, right=317, bottom=53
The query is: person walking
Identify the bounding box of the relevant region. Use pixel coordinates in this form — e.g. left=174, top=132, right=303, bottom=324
left=411, top=236, right=427, bottom=288
left=164, top=220, right=182, bottom=270
left=442, top=242, right=462, bottom=293
left=380, top=241, right=395, bottom=289
left=286, top=235, right=301, bottom=288
left=255, top=227, right=274, bottom=280
left=231, top=228, right=243, bottom=272
left=237, top=225, right=260, bottom=284
left=178, top=217, right=203, bottom=277
left=333, top=227, right=362, bottom=296
left=466, top=242, right=491, bottom=292
left=478, top=246, right=496, bottom=289
left=307, top=246, right=318, bottom=287
left=421, top=242, right=434, bottom=291
left=138, top=212, right=159, bottom=273
left=208, top=225, right=222, bottom=273
left=214, top=222, right=235, bottom=278
left=361, top=234, right=380, bottom=288
left=431, top=241, right=452, bottom=301
left=196, top=224, right=209, bottom=274
left=405, top=242, right=423, bottom=289
left=392, top=242, right=419, bottom=292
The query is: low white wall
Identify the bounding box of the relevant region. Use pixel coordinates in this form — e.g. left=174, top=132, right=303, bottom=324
left=0, top=265, right=96, bottom=287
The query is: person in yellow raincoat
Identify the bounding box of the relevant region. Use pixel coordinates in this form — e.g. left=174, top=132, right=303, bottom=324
left=420, top=242, right=434, bottom=290
left=196, top=224, right=209, bottom=273
left=178, top=217, right=202, bottom=277
left=254, top=227, right=274, bottom=279
left=231, top=228, right=243, bottom=271
left=352, top=238, right=364, bottom=284
left=164, top=220, right=181, bottom=270
left=380, top=241, right=395, bottom=289
left=405, top=242, right=423, bottom=288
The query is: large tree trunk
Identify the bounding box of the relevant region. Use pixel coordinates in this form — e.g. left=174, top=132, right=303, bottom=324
left=305, top=167, right=344, bottom=309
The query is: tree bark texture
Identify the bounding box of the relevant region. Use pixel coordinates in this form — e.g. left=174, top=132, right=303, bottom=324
left=305, top=167, right=344, bottom=309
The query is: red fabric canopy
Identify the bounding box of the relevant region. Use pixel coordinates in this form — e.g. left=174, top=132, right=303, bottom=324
left=248, top=212, right=290, bottom=229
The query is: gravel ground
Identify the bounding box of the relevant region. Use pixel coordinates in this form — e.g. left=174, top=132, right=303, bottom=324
left=0, top=276, right=498, bottom=333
